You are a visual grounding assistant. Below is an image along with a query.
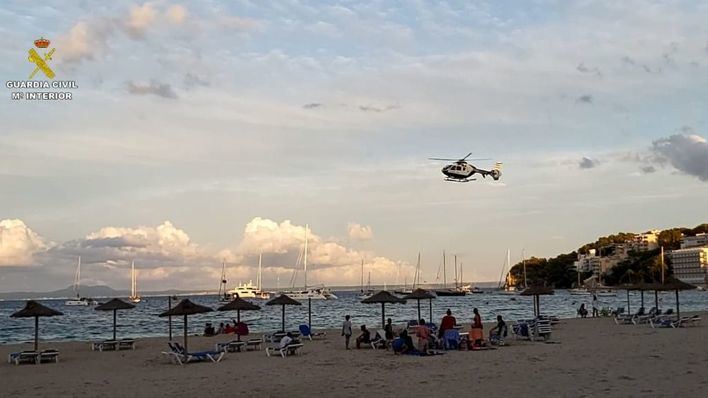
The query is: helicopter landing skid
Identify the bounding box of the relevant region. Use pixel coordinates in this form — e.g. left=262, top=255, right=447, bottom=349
left=445, top=178, right=476, bottom=183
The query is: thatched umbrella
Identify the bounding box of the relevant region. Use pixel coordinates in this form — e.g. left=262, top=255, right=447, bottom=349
left=403, top=288, right=436, bottom=321
left=10, top=300, right=63, bottom=351
left=361, top=290, right=406, bottom=328
left=95, top=298, right=135, bottom=341
left=612, top=283, right=641, bottom=314
left=520, top=286, right=554, bottom=317
left=651, top=278, right=696, bottom=320
left=158, top=299, right=212, bottom=352
left=266, top=294, right=301, bottom=332
left=218, top=297, right=260, bottom=340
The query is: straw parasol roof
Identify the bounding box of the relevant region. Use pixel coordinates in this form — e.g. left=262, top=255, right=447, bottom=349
left=11, top=300, right=63, bottom=318
left=159, top=299, right=212, bottom=317
left=651, top=278, right=697, bottom=292
left=266, top=294, right=301, bottom=332
left=266, top=294, right=302, bottom=306
left=361, top=290, right=406, bottom=304
left=361, top=290, right=406, bottom=328
left=158, top=299, right=212, bottom=352
left=403, top=288, right=436, bottom=321
left=95, top=298, right=135, bottom=311
left=95, top=298, right=135, bottom=342
left=11, top=300, right=63, bottom=351
left=218, top=297, right=261, bottom=312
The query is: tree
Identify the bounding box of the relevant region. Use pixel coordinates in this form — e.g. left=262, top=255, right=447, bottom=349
left=658, top=229, right=683, bottom=250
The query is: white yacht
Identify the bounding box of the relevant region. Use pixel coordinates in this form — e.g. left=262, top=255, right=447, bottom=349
left=229, top=280, right=260, bottom=299
left=65, top=257, right=98, bottom=306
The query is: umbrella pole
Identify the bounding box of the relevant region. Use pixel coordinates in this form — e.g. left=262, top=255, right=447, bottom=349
left=282, top=305, right=285, bottom=332
left=113, top=310, right=117, bottom=341
left=168, top=296, right=173, bottom=341
left=237, top=310, right=241, bottom=342
left=308, top=297, right=312, bottom=330
left=417, top=299, right=421, bottom=321
left=641, top=291, right=644, bottom=309
left=34, top=316, right=39, bottom=352
left=381, top=302, right=385, bottom=329
left=626, top=290, right=631, bottom=314
left=429, top=299, right=433, bottom=321
left=675, top=289, right=680, bottom=320
left=183, top=314, right=188, bottom=352
left=654, top=291, right=659, bottom=311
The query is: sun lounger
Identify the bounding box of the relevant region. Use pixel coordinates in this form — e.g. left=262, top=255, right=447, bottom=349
left=8, top=351, right=39, bottom=365
left=266, top=343, right=304, bottom=358
left=245, top=338, right=263, bottom=351
left=299, top=324, right=327, bottom=341
left=215, top=340, right=246, bottom=353
left=39, top=349, right=59, bottom=363
left=679, top=315, right=701, bottom=327
left=443, top=329, right=461, bottom=350
left=649, top=317, right=680, bottom=329
left=163, top=342, right=224, bottom=365
left=118, top=339, right=136, bottom=350
left=91, top=340, right=118, bottom=351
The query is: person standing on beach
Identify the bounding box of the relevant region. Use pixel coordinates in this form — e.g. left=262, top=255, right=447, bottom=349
left=342, top=315, right=353, bottom=349
left=439, top=309, right=457, bottom=338
left=592, top=294, right=599, bottom=318
left=470, top=308, right=484, bottom=347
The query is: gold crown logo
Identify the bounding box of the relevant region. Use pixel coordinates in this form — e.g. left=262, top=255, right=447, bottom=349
left=34, top=37, right=50, bottom=48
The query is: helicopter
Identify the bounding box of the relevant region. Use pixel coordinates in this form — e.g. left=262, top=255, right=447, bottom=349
left=429, top=153, right=503, bottom=183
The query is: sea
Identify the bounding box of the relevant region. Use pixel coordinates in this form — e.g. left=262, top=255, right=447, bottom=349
left=1, top=289, right=707, bottom=345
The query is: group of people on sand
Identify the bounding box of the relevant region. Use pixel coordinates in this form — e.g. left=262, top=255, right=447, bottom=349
left=341, top=308, right=508, bottom=354
left=577, top=294, right=600, bottom=318
left=203, top=321, right=245, bottom=336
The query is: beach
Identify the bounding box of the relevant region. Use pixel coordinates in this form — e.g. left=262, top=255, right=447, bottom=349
left=2, top=313, right=706, bottom=397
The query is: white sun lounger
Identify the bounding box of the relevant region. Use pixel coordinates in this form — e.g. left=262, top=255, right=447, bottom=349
left=266, top=343, right=304, bottom=358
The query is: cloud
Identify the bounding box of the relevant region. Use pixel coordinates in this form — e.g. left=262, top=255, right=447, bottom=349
left=303, top=103, right=323, bottom=109
left=0, top=219, right=48, bottom=266
left=358, top=104, right=400, bottom=113
left=184, top=73, right=210, bottom=88
left=126, top=80, right=178, bottom=98
left=166, top=5, right=188, bottom=25
left=126, top=3, right=157, bottom=38
left=576, top=95, right=593, bottom=104
left=621, top=56, right=657, bottom=73
left=641, top=165, right=656, bottom=174
left=651, top=134, right=708, bottom=181
left=576, top=63, right=602, bottom=77
left=56, top=20, right=115, bottom=64
left=347, top=223, right=373, bottom=241
left=219, top=16, right=264, bottom=31
left=579, top=157, right=598, bottom=169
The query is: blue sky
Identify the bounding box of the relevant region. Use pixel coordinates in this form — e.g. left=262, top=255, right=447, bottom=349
left=1, top=0, right=707, bottom=292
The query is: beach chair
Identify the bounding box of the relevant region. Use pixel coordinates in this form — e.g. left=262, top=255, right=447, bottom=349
left=266, top=343, right=304, bottom=358
left=649, top=317, right=680, bottom=329
left=512, top=322, right=531, bottom=340
left=530, top=318, right=552, bottom=341
left=8, top=351, right=39, bottom=365
left=215, top=340, right=246, bottom=353
left=679, top=315, right=701, bottom=327
left=299, top=324, right=327, bottom=341
left=442, top=329, right=461, bottom=350
left=38, top=349, right=59, bottom=364
left=246, top=338, right=263, bottom=351
left=163, top=343, right=224, bottom=365
left=118, top=339, right=136, bottom=350
left=264, top=331, right=287, bottom=343
left=91, top=340, right=118, bottom=351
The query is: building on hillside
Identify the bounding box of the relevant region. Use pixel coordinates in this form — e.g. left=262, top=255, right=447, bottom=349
left=681, top=233, right=708, bottom=249
left=628, top=230, right=660, bottom=252
left=574, top=249, right=602, bottom=276
left=668, top=247, right=708, bottom=286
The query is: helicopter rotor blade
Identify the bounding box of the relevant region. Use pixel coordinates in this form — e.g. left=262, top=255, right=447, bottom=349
left=428, top=157, right=459, bottom=161
left=461, top=152, right=473, bottom=161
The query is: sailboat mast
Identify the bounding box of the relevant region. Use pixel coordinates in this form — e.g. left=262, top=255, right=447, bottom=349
left=304, top=224, right=308, bottom=289
left=258, top=253, right=263, bottom=291
left=443, top=251, right=447, bottom=288
left=414, top=252, right=421, bottom=288
left=360, top=259, right=364, bottom=293
left=522, top=248, right=527, bottom=288
left=75, top=256, right=81, bottom=298
left=454, top=255, right=458, bottom=288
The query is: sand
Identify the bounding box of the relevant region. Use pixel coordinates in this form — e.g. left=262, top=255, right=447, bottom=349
left=1, top=313, right=706, bottom=397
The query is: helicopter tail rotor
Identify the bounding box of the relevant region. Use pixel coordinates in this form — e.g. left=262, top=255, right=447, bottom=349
left=491, top=162, right=503, bottom=180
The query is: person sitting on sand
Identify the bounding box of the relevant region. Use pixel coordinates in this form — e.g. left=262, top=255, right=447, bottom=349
left=216, top=322, right=225, bottom=334
left=280, top=332, right=295, bottom=349
left=578, top=304, right=588, bottom=318
left=488, top=315, right=507, bottom=345
left=438, top=309, right=457, bottom=338
left=204, top=322, right=215, bottom=336
left=356, top=325, right=371, bottom=349
left=224, top=323, right=235, bottom=334
left=394, top=329, right=415, bottom=355
left=416, top=319, right=431, bottom=354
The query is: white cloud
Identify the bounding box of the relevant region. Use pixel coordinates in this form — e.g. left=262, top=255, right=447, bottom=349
left=347, top=222, right=373, bottom=241
left=0, top=219, right=48, bottom=266
left=56, top=20, right=115, bottom=64
left=219, top=15, right=264, bottom=31
left=126, top=3, right=156, bottom=38
left=651, top=134, right=708, bottom=181
left=166, top=5, right=188, bottom=25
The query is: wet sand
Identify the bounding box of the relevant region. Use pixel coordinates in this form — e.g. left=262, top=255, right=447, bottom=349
left=1, top=313, right=706, bottom=397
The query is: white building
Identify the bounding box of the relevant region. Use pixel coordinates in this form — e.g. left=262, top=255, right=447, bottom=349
left=629, top=230, right=660, bottom=252
left=574, top=249, right=602, bottom=275
left=681, top=233, right=708, bottom=249
left=669, top=247, right=708, bottom=286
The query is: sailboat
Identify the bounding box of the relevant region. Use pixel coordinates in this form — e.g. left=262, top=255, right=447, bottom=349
left=128, top=261, right=142, bottom=303
left=65, top=256, right=98, bottom=306
left=435, top=251, right=466, bottom=296
left=280, top=224, right=328, bottom=301
left=396, top=253, right=420, bottom=295
left=254, top=253, right=271, bottom=299
left=459, top=262, right=483, bottom=294
left=218, top=260, right=230, bottom=303
left=498, top=250, right=519, bottom=295
left=358, top=261, right=375, bottom=299
left=569, top=261, right=589, bottom=295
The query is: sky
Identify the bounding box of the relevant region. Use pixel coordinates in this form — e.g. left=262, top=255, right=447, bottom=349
left=1, top=0, right=707, bottom=293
